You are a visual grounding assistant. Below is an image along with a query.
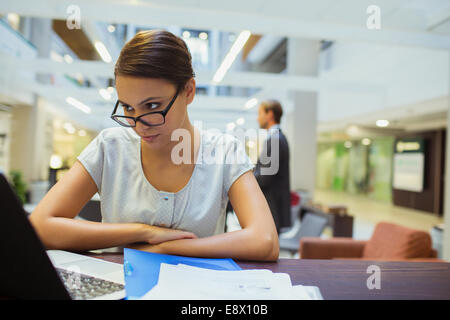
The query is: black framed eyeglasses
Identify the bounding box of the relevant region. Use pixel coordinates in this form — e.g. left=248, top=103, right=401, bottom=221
left=110, top=87, right=181, bottom=127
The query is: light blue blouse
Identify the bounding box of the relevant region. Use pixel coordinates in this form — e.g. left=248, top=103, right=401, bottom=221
left=77, top=127, right=254, bottom=238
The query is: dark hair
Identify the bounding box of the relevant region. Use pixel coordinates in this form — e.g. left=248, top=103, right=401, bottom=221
left=261, top=100, right=283, bottom=124
left=114, top=29, right=195, bottom=89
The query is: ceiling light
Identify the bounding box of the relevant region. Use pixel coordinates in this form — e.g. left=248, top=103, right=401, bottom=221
left=78, top=130, right=87, bottom=137
left=346, top=125, right=359, bottom=136
left=376, top=119, right=389, bottom=127
left=66, top=97, right=92, bottom=114
left=199, top=32, right=208, bottom=40
left=107, top=25, right=116, bottom=33
left=362, top=138, right=371, bottom=146
left=236, top=117, right=245, bottom=125
left=244, top=98, right=258, bottom=110
left=213, top=30, right=251, bottom=84
left=66, top=127, right=76, bottom=134
left=64, top=54, right=73, bottom=64
left=49, top=155, right=63, bottom=169
left=94, top=41, right=112, bottom=63
left=182, top=31, right=191, bottom=39
left=50, top=51, right=64, bottom=63
left=99, top=88, right=112, bottom=101
left=63, top=122, right=76, bottom=135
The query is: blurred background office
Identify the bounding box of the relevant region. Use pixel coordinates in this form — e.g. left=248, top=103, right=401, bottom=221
left=0, top=0, right=449, bottom=261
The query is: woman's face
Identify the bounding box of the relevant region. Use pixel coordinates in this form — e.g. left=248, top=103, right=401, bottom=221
left=115, top=76, right=195, bottom=149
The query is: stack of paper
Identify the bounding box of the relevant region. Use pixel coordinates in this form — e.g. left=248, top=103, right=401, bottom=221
left=141, top=263, right=322, bottom=300
left=123, top=248, right=241, bottom=299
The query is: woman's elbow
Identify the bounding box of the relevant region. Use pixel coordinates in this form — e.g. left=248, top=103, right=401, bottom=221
left=260, top=231, right=279, bottom=262
left=29, top=215, right=57, bottom=249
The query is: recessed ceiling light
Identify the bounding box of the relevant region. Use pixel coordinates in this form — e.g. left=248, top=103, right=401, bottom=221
left=99, top=88, right=112, bottom=101
left=50, top=155, right=63, bottom=169
left=346, top=125, right=359, bottom=136
left=94, top=41, right=112, bottom=63
left=66, top=97, right=91, bottom=114
left=64, top=54, right=73, bottom=64
left=182, top=31, right=191, bottom=39
left=376, top=119, right=389, bottom=127
left=213, top=30, right=251, bottom=84
left=244, top=98, right=258, bottom=110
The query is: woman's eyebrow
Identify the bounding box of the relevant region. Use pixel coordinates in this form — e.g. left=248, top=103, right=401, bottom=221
left=117, top=99, right=130, bottom=106
left=118, top=96, right=162, bottom=107
left=138, top=96, right=163, bottom=105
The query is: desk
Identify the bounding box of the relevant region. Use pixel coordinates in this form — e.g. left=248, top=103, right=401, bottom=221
left=87, top=252, right=450, bottom=300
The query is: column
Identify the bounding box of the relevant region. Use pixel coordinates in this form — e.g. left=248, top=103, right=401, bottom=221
left=10, top=18, right=54, bottom=203
left=285, top=38, right=321, bottom=196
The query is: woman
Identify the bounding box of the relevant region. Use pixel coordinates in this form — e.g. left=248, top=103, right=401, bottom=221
left=30, top=30, right=279, bottom=261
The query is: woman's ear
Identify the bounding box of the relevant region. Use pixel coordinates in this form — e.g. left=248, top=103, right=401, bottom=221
left=184, top=78, right=196, bottom=105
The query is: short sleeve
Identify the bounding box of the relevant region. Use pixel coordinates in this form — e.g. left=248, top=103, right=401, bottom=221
left=77, top=132, right=105, bottom=193
left=222, top=136, right=255, bottom=196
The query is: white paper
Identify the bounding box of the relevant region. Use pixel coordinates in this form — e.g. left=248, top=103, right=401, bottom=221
left=140, top=263, right=322, bottom=300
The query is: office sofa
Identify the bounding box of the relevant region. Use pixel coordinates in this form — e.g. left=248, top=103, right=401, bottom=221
left=299, top=222, right=441, bottom=262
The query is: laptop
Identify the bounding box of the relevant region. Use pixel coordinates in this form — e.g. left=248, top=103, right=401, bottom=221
left=0, top=173, right=126, bottom=300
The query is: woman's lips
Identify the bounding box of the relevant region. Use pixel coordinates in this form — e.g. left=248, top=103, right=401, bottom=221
left=142, top=134, right=160, bottom=142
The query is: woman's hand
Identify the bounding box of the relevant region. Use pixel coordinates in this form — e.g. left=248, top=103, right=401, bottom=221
left=143, top=225, right=197, bottom=245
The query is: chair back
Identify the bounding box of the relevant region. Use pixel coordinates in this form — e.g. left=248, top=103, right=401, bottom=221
left=363, top=222, right=434, bottom=259
left=77, top=200, right=102, bottom=222
left=298, top=213, right=329, bottom=239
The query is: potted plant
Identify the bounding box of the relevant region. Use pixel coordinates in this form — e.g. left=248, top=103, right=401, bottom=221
left=9, top=170, right=28, bottom=204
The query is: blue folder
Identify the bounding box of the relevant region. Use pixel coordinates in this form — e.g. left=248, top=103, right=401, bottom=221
left=123, top=248, right=241, bottom=299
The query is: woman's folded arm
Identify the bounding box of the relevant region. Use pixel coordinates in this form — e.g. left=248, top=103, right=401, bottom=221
left=129, top=171, right=279, bottom=261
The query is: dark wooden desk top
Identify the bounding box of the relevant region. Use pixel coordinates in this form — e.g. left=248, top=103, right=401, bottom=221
left=87, top=252, right=450, bottom=300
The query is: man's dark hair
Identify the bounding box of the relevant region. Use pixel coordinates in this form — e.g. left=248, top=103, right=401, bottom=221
left=261, top=100, right=283, bottom=124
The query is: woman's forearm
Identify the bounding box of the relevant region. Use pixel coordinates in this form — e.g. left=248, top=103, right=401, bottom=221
left=30, top=216, right=149, bottom=251
left=130, top=228, right=279, bottom=262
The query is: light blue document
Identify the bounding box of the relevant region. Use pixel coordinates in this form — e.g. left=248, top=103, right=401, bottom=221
left=123, top=248, right=241, bottom=299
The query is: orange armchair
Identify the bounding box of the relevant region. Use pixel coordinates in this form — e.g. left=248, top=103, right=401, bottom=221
left=300, top=222, right=440, bottom=262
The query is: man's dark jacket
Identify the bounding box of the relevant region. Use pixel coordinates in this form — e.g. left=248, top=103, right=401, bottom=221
left=254, top=125, right=291, bottom=232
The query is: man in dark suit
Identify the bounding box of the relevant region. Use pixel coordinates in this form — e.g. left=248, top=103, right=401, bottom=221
left=254, top=100, right=291, bottom=234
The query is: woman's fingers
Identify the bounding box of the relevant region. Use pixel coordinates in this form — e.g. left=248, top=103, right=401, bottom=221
left=145, top=226, right=197, bottom=244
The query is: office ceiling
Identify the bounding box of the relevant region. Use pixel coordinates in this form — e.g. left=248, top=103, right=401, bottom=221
left=0, top=0, right=449, bottom=133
